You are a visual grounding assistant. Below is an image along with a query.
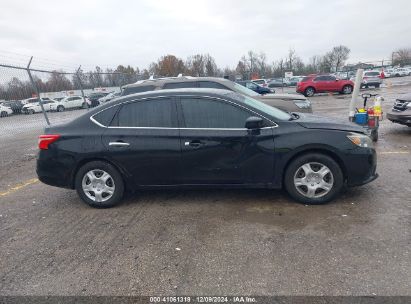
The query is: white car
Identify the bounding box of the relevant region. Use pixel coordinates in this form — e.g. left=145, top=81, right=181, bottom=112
left=0, top=104, right=13, bottom=117
left=252, top=79, right=270, bottom=87
left=392, top=68, right=408, bottom=77
left=98, top=92, right=121, bottom=103
left=50, top=95, right=90, bottom=112
left=22, top=98, right=56, bottom=114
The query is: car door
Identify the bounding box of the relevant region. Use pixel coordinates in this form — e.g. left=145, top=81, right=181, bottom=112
left=101, top=97, right=182, bottom=186
left=177, top=96, right=275, bottom=185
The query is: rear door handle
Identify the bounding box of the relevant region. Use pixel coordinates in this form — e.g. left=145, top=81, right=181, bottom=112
left=109, top=141, right=130, bottom=146
left=184, top=140, right=205, bottom=148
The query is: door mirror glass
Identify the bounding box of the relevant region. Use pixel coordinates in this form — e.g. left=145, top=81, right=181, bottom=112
left=245, top=116, right=263, bottom=129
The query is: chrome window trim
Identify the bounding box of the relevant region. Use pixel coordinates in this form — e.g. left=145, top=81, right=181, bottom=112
left=90, top=94, right=279, bottom=130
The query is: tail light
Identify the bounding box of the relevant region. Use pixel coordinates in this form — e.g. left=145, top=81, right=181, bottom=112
left=38, top=134, right=60, bottom=150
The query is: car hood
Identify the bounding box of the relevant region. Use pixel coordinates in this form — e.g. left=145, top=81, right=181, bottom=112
left=23, top=103, right=38, bottom=108
left=296, top=113, right=365, bottom=133
left=258, top=93, right=307, bottom=100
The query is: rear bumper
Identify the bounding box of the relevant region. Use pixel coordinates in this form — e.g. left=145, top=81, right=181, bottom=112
left=36, top=152, right=76, bottom=189
left=386, top=111, right=411, bottom=126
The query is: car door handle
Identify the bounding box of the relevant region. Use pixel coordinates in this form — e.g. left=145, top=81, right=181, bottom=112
left=109, top=141, right=130, bottom=147
left=184, top=140, right=205, bottom=148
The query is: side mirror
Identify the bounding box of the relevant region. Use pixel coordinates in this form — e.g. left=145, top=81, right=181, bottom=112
left=245, top=116, right=263, bottom=129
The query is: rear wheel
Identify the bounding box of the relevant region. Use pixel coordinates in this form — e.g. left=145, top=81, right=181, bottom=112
left=342, top=85, right=353, bottom=94
left=57, top=105, right=65, bottom=112
left=304, top=87, right=315, bottom=97
left=28, top=109, right=35, bottom=114
left=75, top=161, right=124, bottom=208
left=284, top=153, right=344, bottom=205
left=0, top=111, right=8, bottom=117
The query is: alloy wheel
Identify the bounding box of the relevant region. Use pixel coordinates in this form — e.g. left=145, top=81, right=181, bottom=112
left=293, top=162, right=334, bottom=198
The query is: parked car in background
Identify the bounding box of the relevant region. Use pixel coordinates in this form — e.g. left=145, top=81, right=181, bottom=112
left=50, top=95, right=89, bottom=112
left=121, top=76, right=312, bottom=113
left=88, top=92, right=111, bottom=107
left=351, top=71, right=383, bottom=88
left=404, top=67, right=411, bottom=76
left=252, top=79, right=270, bottom=87
left=386, top=93, right=411, bottom=127
left=392, top=68, right=408, bottom=77
left=288, top=76, right=303, bottom=86
left=237, top=80, right=273, bottom=95
left=268, top=78, right=287, bottom=88
left=0, top=103, right=13, bottom=117
left=296, top=74, right=354, bottom=97
left=98, top=92, right=121, bottom=103
left=22, top=98, right=56, bottom=114
left=1, top=100, right=23, bottom=114
left=37, top=88, right=377, bottom=208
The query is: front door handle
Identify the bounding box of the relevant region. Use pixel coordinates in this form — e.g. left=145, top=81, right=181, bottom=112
left=109, top=141, right=130, bottom=147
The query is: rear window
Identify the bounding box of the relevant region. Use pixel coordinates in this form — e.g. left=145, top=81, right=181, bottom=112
left=122, top=85, right=156, bottom=96
left=198, top=81, right=228, bottom=89
left=92, top=106, right=119, bottom=127
left=365, top=72, right=380, bottom=76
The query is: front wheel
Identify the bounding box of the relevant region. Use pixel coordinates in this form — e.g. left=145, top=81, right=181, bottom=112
left=304, top=87, right=315, bottom=97
left=342, top=85, right=353, bottom=94
left=57, top=105, right=65, bottom=112
left=284, top=153, right=344, bottom=205
left=75, top=161, right=124, bottom=208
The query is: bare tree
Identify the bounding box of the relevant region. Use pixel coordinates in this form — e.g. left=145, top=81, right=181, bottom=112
left=325, top=45, right=350, bottom=72
left=392, top=48, right=411, bottom=66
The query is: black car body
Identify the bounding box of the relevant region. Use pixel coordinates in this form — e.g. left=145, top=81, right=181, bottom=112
left=37, top=88, right=377, bottom=208
left=386, top=93, right=411, bottom=127
left=237, top=81, right=273, bottom=95
left=1, top=100, right=23, bottom=114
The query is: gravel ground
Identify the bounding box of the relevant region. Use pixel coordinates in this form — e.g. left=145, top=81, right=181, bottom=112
left=0, top=85, right=410, bottom=296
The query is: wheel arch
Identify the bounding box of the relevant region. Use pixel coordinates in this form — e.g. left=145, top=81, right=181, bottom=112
left=70, top=157, right=131, bottom=190
left=280, top=147, right=347, bottom=187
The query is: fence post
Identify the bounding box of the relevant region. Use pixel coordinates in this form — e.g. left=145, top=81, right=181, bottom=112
left=76, top=66, right=88, bottom=111
left=26, top=56, right=50, bottom=125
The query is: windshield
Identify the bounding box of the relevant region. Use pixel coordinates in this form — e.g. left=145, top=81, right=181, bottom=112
left=228, top=92, right=291, bottom=121
left=232, top=82, right=260, bottom=97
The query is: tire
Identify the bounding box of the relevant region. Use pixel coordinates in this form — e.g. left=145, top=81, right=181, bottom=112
left=370, top=130, right=378, bottom=142
left=304, top=87, right=315, bottom=97
left=57, top=105, right=65, bottom=112
left=75, top=161, right=124, bottom=208
left=29, top=109, right=35, bottom=115
left=284, top=153, right=344, bottom=205
left=0, top=111, right=8, bottom=117
left=375, top=84, right=380, bottom=88
left=342, top=85, right=353, bottom=94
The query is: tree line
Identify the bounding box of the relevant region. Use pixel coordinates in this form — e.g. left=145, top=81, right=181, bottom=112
left=1, top=46, right=410, bottom=100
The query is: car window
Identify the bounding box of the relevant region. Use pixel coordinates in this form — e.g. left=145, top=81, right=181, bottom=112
left=326, top=75, right=336, bottom=81
left=180, top=97, right=252, bottom=129
left=246, top=82, right=258, bottom=90
left=116, top=98, right=176, bottom=128
left=314, top=76, right=323, bottom=81
left=122, top=85, right=156, bottom=95
left=198, top=81, right=227, bottom=89
left=163, top=82, right=198, bottom=89
left=92, top=105, right=119, bottom=127
left=365, top=72, right=379, bottom=76
left=232, top=82, right=259, bottom=97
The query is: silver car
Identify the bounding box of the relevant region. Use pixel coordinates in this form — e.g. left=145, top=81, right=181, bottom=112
left=122, top=76, right=312, bottom=113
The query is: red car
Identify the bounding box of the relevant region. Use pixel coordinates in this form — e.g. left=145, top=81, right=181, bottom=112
left=296, top=74, right=354, bottom=97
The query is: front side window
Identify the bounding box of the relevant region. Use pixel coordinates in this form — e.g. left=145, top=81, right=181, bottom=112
left=246, top=82, right=258, bottom=90
left=180, top=97, right=252, bottom=129
left=116, top=98, right=176, bottom=128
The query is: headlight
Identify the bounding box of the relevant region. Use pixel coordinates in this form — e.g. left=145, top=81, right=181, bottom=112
left=406, top=102, right=411, bottom=109
left=294, top=100, right=311, bottom=109
left=347, top=133, right=373, bottom=148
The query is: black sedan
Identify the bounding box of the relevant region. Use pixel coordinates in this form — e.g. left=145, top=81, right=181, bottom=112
left=37, top=88, right=378, bottom=208
left=236, top=81, right=273, bottom=95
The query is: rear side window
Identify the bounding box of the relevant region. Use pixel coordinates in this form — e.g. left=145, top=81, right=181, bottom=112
left=163, top=82, right=197, bottom=89
left=92, top=106, right=119, bottom=126
left=180, top=97, right=252, bottom=129
left=116, top=98, right=176, bottom=128
left=301, top=77, right=311, bottom=82
left=198, top=81, right=227, bottom=89
left=122, top=85, right=156, bottom=96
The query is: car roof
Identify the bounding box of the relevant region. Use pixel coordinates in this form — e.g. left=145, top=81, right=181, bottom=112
left=122, top=76, right=234, bottom=89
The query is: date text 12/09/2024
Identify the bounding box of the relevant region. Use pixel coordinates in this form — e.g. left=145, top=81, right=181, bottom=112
left=149, top=296, right=257, bottom=303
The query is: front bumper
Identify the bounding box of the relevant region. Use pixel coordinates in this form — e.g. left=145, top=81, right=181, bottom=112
left=344, top=147, right=378, bottom=187
left=386, top=111, right=411, bottom=126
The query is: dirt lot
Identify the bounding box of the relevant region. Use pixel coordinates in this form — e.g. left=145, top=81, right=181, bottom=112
left=0, top=85, right=410, bottom=296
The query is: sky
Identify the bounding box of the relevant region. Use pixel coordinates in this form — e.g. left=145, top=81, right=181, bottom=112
left=1, top=0, right=411, bottom=71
